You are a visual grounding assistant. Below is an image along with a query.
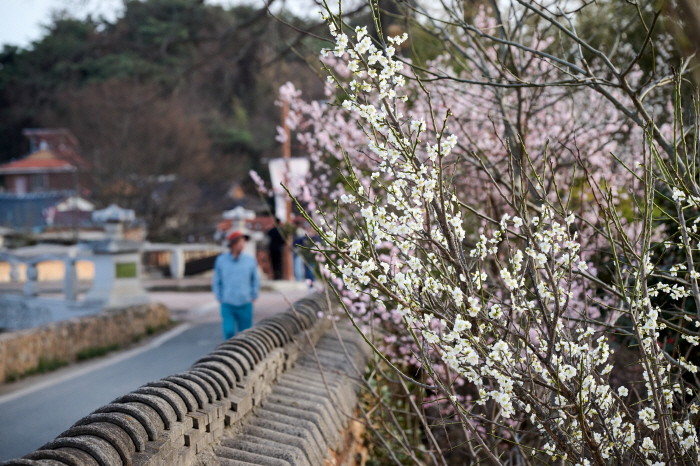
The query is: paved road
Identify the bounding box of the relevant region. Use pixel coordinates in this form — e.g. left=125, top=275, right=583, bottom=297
left=0, top=288, right=309, bottom=461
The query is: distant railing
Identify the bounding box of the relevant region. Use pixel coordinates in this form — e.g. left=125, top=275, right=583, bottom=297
left=141, top=243, right=225, bottom=279
left=0, top=243, right=226, bottom=299
left=0, top=250, right=91, bottom=301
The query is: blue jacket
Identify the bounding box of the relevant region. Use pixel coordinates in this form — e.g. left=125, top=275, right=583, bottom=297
left=212, top=252, right=261, bottom=306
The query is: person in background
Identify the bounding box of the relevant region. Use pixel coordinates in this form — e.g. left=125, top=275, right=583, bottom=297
left=293, top=220, right=307, bottom=282
left=267, top=218, right=285, bottom=280
left=212, top=230, right=260, bottom=339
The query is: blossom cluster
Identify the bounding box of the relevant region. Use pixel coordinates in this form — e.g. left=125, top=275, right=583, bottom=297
left=254, top=4, right=700, bottom=464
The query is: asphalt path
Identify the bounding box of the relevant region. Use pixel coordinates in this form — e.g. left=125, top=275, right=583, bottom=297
left=0, top=322, right=221, bottom=460
left=0, top=288, right=310, bottom=461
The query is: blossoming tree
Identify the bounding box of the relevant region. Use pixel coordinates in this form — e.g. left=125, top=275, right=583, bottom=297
left=258, top=1, right=700, bottom=464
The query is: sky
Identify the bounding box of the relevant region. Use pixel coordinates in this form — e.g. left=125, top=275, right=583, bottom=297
left=0, top=0, right=121, bottom=48
left=0, top=0, right=322, bottom=49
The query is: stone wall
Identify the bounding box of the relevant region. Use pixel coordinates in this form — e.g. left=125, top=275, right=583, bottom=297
left=0, top=302, right=170, bottom=382
left=0, top=293, right=372, bottom=466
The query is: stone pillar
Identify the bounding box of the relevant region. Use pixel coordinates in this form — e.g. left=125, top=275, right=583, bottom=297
left=64, top=259, right=77, bottom=301
left=223, top=207, right=255, bottom=229
left=222, top=207, right=258, bottom=256
left=9, top=262, right=20, bottom=282
left=24, top=263, right=37, bottom=297
left=104, top=222, right=124, bottom=240
left=83, top=239, right=149, bottom=309
left=169, top=247, right=185, bottom=279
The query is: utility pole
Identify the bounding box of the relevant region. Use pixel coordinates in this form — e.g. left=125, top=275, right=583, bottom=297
left=281, top=100, right=294, bottom=281
left=72, top=168, right=79, bottom=244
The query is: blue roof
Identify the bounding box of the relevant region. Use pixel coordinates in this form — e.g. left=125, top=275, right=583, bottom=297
left=0, top=191, right=72, bottom=230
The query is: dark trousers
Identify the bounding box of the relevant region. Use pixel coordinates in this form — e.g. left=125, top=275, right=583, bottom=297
left=270, top=249, right=283, bottom=280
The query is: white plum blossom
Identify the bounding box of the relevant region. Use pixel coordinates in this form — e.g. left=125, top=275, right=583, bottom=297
left=295, top=8, right=700, bottom=464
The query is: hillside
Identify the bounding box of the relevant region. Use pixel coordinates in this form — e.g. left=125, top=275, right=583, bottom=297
left=0, top=0, right=327, bottom=239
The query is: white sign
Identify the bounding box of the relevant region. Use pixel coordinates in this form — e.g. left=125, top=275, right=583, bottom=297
left=268, top=157, right=309, bottom=222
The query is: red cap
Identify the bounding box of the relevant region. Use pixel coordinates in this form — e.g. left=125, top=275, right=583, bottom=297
left=227, top=230, right=250, bottom=243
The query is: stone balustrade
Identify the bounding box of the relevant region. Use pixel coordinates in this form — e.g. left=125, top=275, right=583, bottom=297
left=0, top=250, right=87, bottom=300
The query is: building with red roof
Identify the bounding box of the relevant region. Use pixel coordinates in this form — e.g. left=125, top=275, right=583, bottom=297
left=0, top=129, right=87, bottom=195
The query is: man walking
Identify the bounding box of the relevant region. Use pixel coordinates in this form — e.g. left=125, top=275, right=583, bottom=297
left=212, top=230, right=261, bottom=339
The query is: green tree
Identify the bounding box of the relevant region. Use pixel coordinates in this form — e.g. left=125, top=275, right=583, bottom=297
left=0, top=0, right=329, bottom=239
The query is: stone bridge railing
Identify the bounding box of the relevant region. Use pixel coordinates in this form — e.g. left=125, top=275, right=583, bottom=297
left=141, top=243, right=225, bottom=279
left=0, top=250, right=88, bottom=300
left=0, top=241, right=225, bottom=330
left=0, top=292, right=372, bottom=466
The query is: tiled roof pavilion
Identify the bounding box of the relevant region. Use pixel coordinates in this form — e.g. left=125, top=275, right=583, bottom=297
left=0, top=149, right=77, bottom=174
left=0, top=128, right=86, bottom=175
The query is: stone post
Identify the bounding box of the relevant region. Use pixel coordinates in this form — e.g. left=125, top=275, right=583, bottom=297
left=64, top=258, right=77, bottom=301
left=24, top=263, right=37, bottom=297
left=83, top=239, right=149, bottom=309
left=87, top=205, right=147, bottom=308
left=9, top=262, right=20, bottom=282
left=169, top=246, right=185, bottom=279
left=104, top=222, right=124, bottom=240
left=222, top=207, right=258, bottom=257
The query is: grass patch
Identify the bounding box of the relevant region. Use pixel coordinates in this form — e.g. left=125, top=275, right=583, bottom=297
left=76, top=343, right=122, bottom=361
left=146, top=319, right=177, bottom=336
left=4, top=357, right=69, bottom=382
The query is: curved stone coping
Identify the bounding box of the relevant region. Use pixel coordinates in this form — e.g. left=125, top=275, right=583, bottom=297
left=1, top=292, right=372, bottom=466
left=211, top=326, right=371, bottom=466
